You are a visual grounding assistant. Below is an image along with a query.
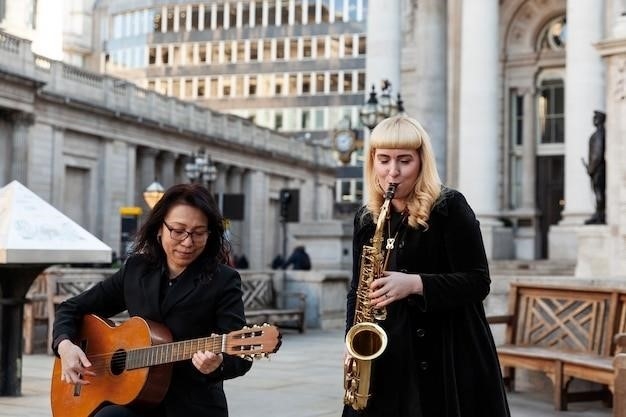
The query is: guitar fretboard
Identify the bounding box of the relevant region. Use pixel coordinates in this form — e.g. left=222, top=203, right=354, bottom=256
left=125, top=335, right=225, bottom=369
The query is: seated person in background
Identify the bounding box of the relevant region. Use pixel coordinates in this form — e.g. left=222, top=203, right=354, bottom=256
left=282, top=246, right=312, bottom=270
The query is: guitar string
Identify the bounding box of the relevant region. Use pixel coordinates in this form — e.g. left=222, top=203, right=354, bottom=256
left=72, top=340, right=271, bottom=373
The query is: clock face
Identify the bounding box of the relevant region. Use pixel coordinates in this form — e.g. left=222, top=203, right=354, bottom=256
left=335, top=131, right=355, bottom=153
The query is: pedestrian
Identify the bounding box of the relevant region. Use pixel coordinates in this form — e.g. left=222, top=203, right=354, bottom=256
left=343, top=115, right=510, bottom=417
left=282, top=246, right=312, bottom=270
left=52, top=183, right=253, bottom=417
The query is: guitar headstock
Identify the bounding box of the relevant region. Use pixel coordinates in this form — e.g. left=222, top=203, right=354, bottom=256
left=225, top=324, right=282, bottom=359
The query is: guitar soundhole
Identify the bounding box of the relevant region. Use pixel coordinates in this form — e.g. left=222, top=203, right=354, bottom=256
left=110, top=350, right=127, bottom=375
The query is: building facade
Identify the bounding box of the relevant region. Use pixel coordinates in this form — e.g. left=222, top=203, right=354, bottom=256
left=0, top=30, right=339, bottom=270
left=371, top=0, right=625, bottom=274
left=89, top=0, right=369, bottom=206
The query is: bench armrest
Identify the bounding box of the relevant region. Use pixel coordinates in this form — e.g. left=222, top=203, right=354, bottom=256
left=615, top=332, right=626, bottom=353
left=487, top=314, right=513, bottom=325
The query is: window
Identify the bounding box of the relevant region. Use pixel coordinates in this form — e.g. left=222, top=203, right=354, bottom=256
left=538, top=79, right=564, bottom=144
left=249, top=76, right=257, bottom=96
left=280, top=0, right=289, bottom=25
left=191, top=6, right=199, bottom=30
left=203, top=6, right=212, bottom=29
left=329, top=36, right=340, bottom=57
left=216, top=4, right=224, bottom=28
left=153, top=10, right=162, bottom=32
left=344, top=72, right=352, bottom=93
left=508, top=90, right=524, bottom=209
left=358, top=35, right=366, bottom=55
left=197, top=78, right=206, bottom=97
left=302, top=74, right=311, bottom=93
left=345, top=35, right=354, bottom=57
left=321, top=0, right=330, bottom=22
left=288, top=74, right=297, bottom=95
left=166, top=8, right=174, bottom=32
left=316, top=37, right=326, bottom=58
left=330, top=73, right=339, bottom=92
left=179, top=8, right=187, bottom=31
left=303, top=38, right=312, bottom=58
left=242, top=3, right=250, bottom=26
left=148, top=47, right=157, bottom=65
left=315, top=73, right=325, bottom=93
left=198, top=44, right=207, bottom=63
left=228, top=2, right=237, bottom=28
left=276, top=39, right=285, bottom=59
left=335, top=0, right=344, bottom=21
left=250, top=41, right=259, bottom=61
left=255, top=2, right=263, bottom=26
left=275, top=112, right=283, bottom=130
left=268, top=2, right=276, bottom=25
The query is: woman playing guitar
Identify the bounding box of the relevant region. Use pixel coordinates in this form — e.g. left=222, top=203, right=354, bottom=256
left=52, top=183, right=255, bottom=417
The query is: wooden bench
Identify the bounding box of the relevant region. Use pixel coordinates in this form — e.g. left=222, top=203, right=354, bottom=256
left=488, top=282, right=626, bottom=412
left=240, top=271, right=306, bottom=333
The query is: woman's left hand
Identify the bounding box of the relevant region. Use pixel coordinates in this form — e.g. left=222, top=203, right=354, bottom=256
left=192, top=350, right=224, bottom=375
left=370, top=270, right=423, bottom=308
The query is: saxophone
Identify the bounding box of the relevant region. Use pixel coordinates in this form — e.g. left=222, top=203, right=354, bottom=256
left=343, top=183, right=397, bottom=411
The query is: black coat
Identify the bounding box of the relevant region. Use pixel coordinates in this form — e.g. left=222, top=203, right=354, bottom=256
left=344, top=188, right=510, bottom=417
left=53, top=255, right=252, bottom=417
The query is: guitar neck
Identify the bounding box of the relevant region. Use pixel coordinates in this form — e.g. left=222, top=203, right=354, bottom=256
left=126, top=335, right=224, bottom=370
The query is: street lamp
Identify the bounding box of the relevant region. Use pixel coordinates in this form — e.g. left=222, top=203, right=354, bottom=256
left=143, top=180, right=165, bottom=209
left=185, top=148, right=218, bottom=193
left=359, top=79, right=405, bottom=131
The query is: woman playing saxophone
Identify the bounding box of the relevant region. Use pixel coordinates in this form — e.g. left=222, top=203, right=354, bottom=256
left=342, top=115, right=510, bottom=417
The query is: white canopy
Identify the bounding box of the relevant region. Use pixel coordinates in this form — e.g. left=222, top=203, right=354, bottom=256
left=0, top=181, right=112, bottom=264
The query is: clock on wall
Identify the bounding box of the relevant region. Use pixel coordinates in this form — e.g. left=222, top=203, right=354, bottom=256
left=333, top=129, right=357, bottom=164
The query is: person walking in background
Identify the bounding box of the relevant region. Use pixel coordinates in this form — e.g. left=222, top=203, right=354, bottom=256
left=343, top=115, right=510, bottom=417
left=282, top=245, right=312, bottom=270
left=52, top=183, right=252, bottom=417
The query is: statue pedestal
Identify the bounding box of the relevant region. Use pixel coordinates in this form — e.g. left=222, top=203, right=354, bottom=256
left=574, top=225, right=610, bottom=277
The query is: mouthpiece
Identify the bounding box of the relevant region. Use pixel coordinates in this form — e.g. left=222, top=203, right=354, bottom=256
left=384, top=183, right=398, bottom=200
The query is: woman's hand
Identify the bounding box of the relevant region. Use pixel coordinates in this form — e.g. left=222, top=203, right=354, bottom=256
left=192, top=350, right=224, bottom=375
left=370, top=270, right=423, bottom=308
left=57, top=339, right=95, bottom=385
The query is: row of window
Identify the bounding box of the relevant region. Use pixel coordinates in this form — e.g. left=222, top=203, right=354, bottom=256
left=147, top=34, right=366, bottom=67
left=109, top=34, right=365, bottom=69
left=111, top=0, right=366, bottom=39
left=145, top=71, right=366, bottom=99
left=230, top=105, right=362, bottom=132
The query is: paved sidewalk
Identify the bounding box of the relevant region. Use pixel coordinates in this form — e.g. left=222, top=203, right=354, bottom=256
left=0, top=329, right=613, bottom=417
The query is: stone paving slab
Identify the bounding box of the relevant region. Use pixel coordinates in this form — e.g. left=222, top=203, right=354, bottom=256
left=0, top=329, right=613, bottom=417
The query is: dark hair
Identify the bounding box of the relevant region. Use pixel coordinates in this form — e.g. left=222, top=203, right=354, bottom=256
left=130, top=183, right=230, bottom=272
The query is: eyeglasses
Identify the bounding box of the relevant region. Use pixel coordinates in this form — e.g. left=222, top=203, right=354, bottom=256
left=163, top=221, right=210, bottom=243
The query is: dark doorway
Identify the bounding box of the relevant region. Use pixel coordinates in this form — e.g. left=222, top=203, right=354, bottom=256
left=536, top=155, right=564, bottom=258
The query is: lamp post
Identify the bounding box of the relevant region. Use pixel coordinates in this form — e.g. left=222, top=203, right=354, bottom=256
left=143, top=180, right=165, bottom=209
left=359, top=79, right=405, bottom=131
left=185, top=148, right=218, bottom=194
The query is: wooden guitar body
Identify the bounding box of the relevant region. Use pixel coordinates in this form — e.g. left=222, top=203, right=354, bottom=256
left=51, top=315, right=173, bottom=417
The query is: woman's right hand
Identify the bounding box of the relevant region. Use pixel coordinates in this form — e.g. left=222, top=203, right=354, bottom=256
left=57, top=339, right=95, bottom=385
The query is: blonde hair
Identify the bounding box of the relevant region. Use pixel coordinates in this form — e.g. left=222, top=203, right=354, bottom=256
left=364, top=114, right=442, bottom=229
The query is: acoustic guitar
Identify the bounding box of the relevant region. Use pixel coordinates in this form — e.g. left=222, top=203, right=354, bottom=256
left=50, top=314, right=282, bottom=417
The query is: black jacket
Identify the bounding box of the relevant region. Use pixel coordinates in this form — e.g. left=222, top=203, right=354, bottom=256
left=52, top=255, right=252, bottom=416
left=343, top=188, right=510, bottom=417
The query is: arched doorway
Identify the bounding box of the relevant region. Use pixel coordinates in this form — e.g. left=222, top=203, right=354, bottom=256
left=501, top=0, right=566, bottom=258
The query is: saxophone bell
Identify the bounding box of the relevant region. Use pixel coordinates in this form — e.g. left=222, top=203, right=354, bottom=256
left=345, top=321, right=388, bottom=361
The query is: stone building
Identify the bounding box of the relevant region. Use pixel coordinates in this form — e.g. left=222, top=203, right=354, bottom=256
left=0, top=30, right=339, bottom=270
left=367, top=0, right=625, bottom=276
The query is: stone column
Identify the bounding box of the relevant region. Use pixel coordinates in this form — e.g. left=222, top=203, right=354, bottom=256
left=157, top=151, right=176, bottom=188
left=365, top=0, right=400, bottom=98
left=561, top=0, right=605, bottom=224
left=551, top=0, right=606, bottom=260
left=513, top=87, right=539, bottom=260
left=242, top=170, right=267, bottom=270
left=457, top=0, right=511, bottom=258
left=10, top=112, right=35, bottom=185
left=410, top=0, right=447, bottom=181
left=135, top=147, right=159, bottom=210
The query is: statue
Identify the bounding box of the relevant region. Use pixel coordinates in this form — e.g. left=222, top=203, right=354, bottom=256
left=582, top=110, right=606, bottom=225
